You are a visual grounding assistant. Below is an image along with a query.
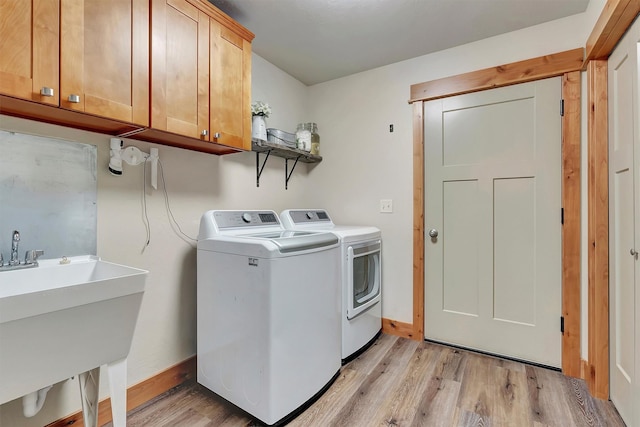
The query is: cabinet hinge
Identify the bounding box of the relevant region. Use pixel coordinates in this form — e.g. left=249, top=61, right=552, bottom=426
left=561, top=316, right=565, bottom=334
left=560, top=99, right=565, bottom=116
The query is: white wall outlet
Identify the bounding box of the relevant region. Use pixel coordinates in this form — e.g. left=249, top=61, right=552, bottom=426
left=380, top=199, right=393, bottom=213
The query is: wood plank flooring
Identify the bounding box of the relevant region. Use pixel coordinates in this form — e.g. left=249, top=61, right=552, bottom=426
left=114, top=334, right=624, bottom=426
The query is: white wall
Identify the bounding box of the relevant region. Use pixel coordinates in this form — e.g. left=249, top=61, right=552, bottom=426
left=0, top=53, right=311, bottom=427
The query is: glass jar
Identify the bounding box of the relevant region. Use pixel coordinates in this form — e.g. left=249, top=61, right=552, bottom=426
left=296, top=122, right=319, bottom=153
left=309, top=123, right=320, bottom=155
left=295, top=123, right=311, bottom=151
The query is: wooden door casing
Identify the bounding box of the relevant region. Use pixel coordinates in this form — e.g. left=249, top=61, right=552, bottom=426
left=60, top=0, right=149, bottom=126
left=0, top=0, right=59, bottom=105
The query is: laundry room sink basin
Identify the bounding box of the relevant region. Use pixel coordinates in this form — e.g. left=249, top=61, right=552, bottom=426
left=0, top=255, right=147, bottom=405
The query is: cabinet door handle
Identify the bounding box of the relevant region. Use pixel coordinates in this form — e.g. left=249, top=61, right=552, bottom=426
left=68, top=94, right=80, bottom=103
left=214, top=132, right=221, bottom=139
left=40, top=87, right=54, bottom=97
left=201, top=130, right=209, bottom=137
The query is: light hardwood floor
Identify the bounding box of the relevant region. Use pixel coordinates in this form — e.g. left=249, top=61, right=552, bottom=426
left=115, top=334, right=624, bottom=426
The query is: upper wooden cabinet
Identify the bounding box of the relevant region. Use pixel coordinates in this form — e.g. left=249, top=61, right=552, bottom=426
left=150, top=0, right=253, bottom=151
left=151, top=0, right=210, bottom=139
left=60, top=0, right=149, bottom=126
left=210, top=18, right=252, bottom=150
left=0, top=0, right=252, bottom=154
left=0, top=0, right=60, bottom=106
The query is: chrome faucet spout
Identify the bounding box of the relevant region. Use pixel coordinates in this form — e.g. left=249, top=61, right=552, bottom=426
left=10, top=230, right=20, bottom=266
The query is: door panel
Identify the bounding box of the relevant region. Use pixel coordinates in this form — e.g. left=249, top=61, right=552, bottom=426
left=442, top=180, right=480, bottom=316
left=493, top=177, right=535, bottom=325
left=425, top=78, right=562, bottom=367
left=608, top=14, right=639, bottom=426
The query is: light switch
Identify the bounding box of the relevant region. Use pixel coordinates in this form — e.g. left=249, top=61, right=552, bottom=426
left=380, top=199, right=393, bottom=213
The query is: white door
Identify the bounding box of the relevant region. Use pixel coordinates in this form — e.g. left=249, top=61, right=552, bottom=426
left=608, top=15, right=640, bottom=427
left=424, top=78, right=562, bottom=367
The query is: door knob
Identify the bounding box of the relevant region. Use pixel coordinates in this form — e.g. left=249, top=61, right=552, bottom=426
left=631, top=248, right=638, bottom=258
left=428, top=229, right=438, bottom=238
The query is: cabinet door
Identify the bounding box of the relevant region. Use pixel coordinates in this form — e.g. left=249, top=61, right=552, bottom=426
left=210, top=19, right=252, bottom=150
left=151, top=0, right=209, bottom=139
left=60, top=0, right=149, bottom=126
left=0, top=0, right=59, bottom=105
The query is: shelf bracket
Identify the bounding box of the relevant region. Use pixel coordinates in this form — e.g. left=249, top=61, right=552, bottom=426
left=285, top=156, right=301, bottom=190
left=256, top=150, right=271, bottom=187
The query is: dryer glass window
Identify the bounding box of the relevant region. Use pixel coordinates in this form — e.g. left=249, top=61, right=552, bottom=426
left=353, top=253, right=379, bottom=307
left=347, top=240, right=381, bottom=319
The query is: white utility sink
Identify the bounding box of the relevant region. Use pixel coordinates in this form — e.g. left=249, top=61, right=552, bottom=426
left=0, top=255, right=147, bottom=415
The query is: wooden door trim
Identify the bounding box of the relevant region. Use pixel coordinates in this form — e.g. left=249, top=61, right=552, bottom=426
left=586, top=59, right=609, bottom=399
left=409, top=48, right=584, bottom=103
left=412, top=100, right=425, bottom=341
left=562, top=71, right=583, bottom=378
left=410, top=50, right=584, bottom=378
left=584, top=0, right=640, bottom=64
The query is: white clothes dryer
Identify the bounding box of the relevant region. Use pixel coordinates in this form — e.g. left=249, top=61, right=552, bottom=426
left=280, top=209, right=382, bottom=362
left=197, top=210, right=341, bottom=426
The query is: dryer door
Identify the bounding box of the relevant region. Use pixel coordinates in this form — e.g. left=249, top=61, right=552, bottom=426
left=347, top=240, right=381, bottom=319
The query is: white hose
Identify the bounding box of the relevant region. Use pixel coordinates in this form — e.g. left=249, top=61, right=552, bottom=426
left=22, top=385, right=53, bottom=418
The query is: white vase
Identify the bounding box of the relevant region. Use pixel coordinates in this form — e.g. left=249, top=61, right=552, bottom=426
left=252, top=115, right=267, bottom=141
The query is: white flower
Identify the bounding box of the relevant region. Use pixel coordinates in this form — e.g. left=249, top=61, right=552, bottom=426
left=251, top=101, right=271, bottom=118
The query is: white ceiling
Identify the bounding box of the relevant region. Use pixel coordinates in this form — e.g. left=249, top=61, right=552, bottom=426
left=208, top=0, right=590, bottom=86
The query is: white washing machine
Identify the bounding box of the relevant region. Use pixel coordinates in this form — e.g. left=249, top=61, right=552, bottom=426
left=280, top=209, right=382, bottom=362
left=197, top=210, right=341, bottom=426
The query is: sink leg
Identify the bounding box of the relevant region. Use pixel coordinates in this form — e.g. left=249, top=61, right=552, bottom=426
left=107, top=358, right=128, bottom=427
left=78, top=367, right=100, bottom=427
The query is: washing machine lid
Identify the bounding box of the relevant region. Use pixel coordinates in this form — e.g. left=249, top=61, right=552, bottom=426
left=198, top=229, right=339, bottom=255
left=280, top=209, right=381, bottom=242
left=236, top=230, right=338, bottom=253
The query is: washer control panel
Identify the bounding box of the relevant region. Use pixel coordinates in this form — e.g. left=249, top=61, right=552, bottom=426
left=212, top=210, right=280, bottom=229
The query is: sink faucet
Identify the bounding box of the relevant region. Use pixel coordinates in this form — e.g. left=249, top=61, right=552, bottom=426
left=0, top=231, right=44, bottom=271
left=10, top=230, right=20, bottom=266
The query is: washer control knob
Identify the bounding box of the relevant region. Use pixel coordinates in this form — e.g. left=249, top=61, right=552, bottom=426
left=306, top=212, right=313, bottom=219
left=242, top=213, right=252, bottom=223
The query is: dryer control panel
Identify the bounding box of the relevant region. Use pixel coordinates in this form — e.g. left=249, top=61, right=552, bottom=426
left=285, top=210, right=332, bottom=224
